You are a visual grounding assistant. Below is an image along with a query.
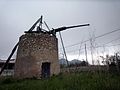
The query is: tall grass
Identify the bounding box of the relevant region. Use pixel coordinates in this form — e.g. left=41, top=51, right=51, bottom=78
left=0, top=72, right=120, bottom=90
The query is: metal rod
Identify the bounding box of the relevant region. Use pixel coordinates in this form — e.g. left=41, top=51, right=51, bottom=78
left=44, top=21, right=51, bottom=31
left=28, top=18, right=41, bottom=32
left=59, top=32, right=69, bottom=70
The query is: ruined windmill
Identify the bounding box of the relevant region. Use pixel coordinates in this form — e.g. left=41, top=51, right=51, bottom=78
left=0, top=16, right=89, bottom=78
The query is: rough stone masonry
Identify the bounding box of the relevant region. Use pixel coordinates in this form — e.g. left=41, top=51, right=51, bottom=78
left=14, top=33, right=60, bottom=78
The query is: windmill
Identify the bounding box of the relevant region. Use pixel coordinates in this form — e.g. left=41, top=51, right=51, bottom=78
left=0, top=16, right=89, bottom=78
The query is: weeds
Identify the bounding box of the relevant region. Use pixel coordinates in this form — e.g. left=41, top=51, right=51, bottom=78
left=0, top=72, right=120, bottom=90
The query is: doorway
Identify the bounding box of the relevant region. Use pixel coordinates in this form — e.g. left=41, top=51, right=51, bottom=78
left=41, top=62, right=50, bottom=78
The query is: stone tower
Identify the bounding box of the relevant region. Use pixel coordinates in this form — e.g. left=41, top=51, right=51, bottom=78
left=14, top=33, right=60, bottom=78
left=13, top=16, right=89, bottom=78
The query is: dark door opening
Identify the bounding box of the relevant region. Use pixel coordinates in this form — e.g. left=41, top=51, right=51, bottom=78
left=41, top=62, right=50, bottom=78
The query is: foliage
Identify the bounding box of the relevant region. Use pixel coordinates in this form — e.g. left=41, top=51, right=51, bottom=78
left=0, top=72, right=120, bottom=90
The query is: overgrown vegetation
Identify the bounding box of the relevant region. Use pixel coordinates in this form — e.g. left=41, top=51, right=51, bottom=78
left=0, top=72, right=120, bottom=90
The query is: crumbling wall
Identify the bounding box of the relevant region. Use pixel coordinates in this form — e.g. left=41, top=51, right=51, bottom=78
left=14, top=33, right=60, bottom=78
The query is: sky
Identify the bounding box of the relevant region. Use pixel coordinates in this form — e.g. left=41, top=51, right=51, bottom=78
left=0, top=0, right=120, bottom=64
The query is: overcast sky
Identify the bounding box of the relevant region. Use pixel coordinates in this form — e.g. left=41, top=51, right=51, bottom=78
left=0, top=0, right=120, bottom=64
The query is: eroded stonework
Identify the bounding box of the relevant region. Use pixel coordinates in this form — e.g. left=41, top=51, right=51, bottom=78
left=14, top=33, right=60, bottom=78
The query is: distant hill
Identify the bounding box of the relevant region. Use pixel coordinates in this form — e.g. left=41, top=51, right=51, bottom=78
left=59, top=58, right=82, bottom=65
left=59, top=58, right=88, bottom=67
left=59, top=58, right=67, bottom=65
left=69, top=59, right=82, bottom=64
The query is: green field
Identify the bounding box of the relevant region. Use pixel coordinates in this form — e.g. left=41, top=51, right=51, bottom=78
left=0, top=72, right=120, bottom=90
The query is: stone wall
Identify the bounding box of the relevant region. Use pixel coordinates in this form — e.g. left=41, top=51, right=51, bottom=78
left=14, top=33, right=60, bottom=78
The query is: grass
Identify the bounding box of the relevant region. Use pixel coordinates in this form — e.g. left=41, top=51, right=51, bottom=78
left=0, top=72, right=120, bottom=90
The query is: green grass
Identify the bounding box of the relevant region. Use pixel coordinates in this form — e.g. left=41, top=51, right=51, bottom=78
left=0, top=72, right=120, bottom=90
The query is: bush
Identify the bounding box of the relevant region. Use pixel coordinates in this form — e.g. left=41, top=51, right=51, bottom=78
left=1, top=77, right=15, bottom=84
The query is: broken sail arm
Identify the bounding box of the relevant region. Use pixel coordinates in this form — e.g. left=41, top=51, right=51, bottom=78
left=0, top=42, right=19, bottom=75
left=48, top=24, right=90, bottom=35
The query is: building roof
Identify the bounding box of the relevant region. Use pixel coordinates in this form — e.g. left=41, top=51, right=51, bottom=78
left=0, top=59, right=15, bottom=63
